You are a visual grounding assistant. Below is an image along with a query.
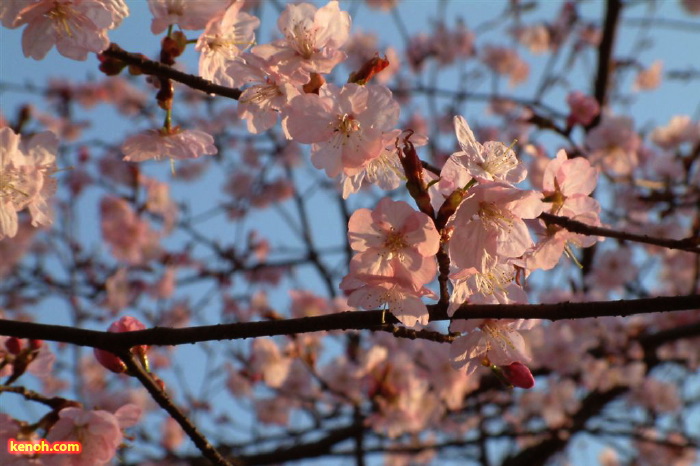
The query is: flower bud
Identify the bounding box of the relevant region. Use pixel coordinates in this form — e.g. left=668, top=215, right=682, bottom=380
left=94, top=316, right=149, bottom=374
left=5, top=337, right=22, bottom=355
left=501, top=362, right=535, bottom=389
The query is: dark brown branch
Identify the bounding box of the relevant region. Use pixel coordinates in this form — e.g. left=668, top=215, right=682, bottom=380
left=0, top=296, right=698, bottom=351
left=120, top=351, right=236, bottom=466
left=101, top=43, right=242, bottom=100
left=540, top=212, right=700, bottom=253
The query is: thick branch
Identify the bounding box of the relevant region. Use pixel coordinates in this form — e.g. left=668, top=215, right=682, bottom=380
left=101, top=43, right=242, bottom=100
left=0, top=295, right=698, bottom=350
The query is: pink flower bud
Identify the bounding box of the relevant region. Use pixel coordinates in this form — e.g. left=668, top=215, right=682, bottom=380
left=94, top=316, right=149, bottom=374
left=501, top=362, right=535, bottom=389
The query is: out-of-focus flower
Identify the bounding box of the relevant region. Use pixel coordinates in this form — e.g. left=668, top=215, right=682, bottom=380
left=586, top=115, right=640, bottom=176
left=148, top=0, right=226, bottom=35
left=481, top=45, right=529, bottom=87
left=650, top=115, right=700, bottom=150
left=45, top=404, right=141, bottom=466
left=122, top=127, right=217, bottom=162
left=634, top=60, right=663, bottom=91
left=566, top=91, right=600, bottom=127
left=100, top=196, right=161, bottom=264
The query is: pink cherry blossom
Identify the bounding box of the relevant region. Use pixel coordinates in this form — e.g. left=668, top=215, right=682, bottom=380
left=365, top=0, right=399, bottom=11
left=93, top=316, right=148, bottom=374
left=252, top=1, right=351, bottom=80
left=122, top=127, right=217, bottom=162
left=586, top=115, right=641, bottom=176
left=448, top=264, right=528, bottom=315
left=566, top=91, right=600, bottom=127
left=450, top=115, right=527, bottom=184
left=634, top=60, right=663, bottom=91
left=347, top=197, right=439, bottom=287
left=226, top=52, right=304, bottom=134
left=148, top=0, right=226, bottom=35
left=340, top=273, right=436, bottom=327
left=0, top=127, right=58, bottom=240
left=448, top=182, right=544, bottom=273
left=513, top=24, right=551, bottom=54
left=100, top=196, right=161, bottom=264
left=524, top=149, right=602, bottom=270
left=649, top=115, right=700, bottom=150
left=10, top=0, right=128, bottom=61
left=449, top=318, right=536, bottom=375
left=285, top=83, right=399, bottom=177
left=481, top=45, right=529, bottom=87
left=45, top=404, right=141, bottom=466
left=195, top=2, right=260, bottom=88
left=249, top=338, right=292, bottom=388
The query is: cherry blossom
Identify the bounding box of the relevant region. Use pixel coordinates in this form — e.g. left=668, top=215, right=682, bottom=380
left=249, top=338, right=292, bottom=388
left=100, top=196, right=160, bottom=264
left=450, top=115, right=527, bottom=184
left=196, top=2, right=260, bottom=88
left=226, top=52, right=304, bottom=134
left=449, top=318, right=537, bottom=375
left=285, top=83, right=399, bottom=177
left=122, top=127, right=217, bottom=162
left=481, top=45, right=529, bottom=87
left=7, top=0, right=128, bottom=61
left=448, top=182, right=544, bottom=273
left=45, top=404, right=141, bottom=466
left=586, top=115, right=641, bottom=176
left=566, top=91, right=600, bottom=127
left=634, top=60, right=663, bottom=91
left=448, top=263, right=528, bottom=315
left=649, top=115, right=700, bottom=150
left=340, top=274, right=436, bottom=327
left=347, top=197, right=439, bottom=287
left=0, top=127, right=58, bottom=240
left=148, top=0, right=226, bottom=35
left=252, top=1, right=351, bottom=80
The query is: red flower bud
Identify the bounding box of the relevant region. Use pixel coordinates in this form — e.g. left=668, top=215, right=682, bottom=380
left=5, top=337, right=22, bottom=355
left=501, top=362, right=535, bottom=389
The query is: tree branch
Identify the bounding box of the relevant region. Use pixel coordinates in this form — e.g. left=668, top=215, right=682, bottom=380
left=0, top=296, right=698, bottom=350
left=540, top=212, right=700, bottom=253
left=100, top=43, right=242, bottom=100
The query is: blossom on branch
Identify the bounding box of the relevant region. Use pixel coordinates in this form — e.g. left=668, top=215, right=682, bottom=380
left=284, top=83, right=399, bottom=177
left=196, top=2, right=260, bottom=88
left=0, top=127, right=58, bottom=240
left=450, top=115, right=527, bottom=184
left=4, top=0, right=128, bottom=61
left=252, top=0, right=351, bottom=80
left=347, top=197, right=440, bottom=287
